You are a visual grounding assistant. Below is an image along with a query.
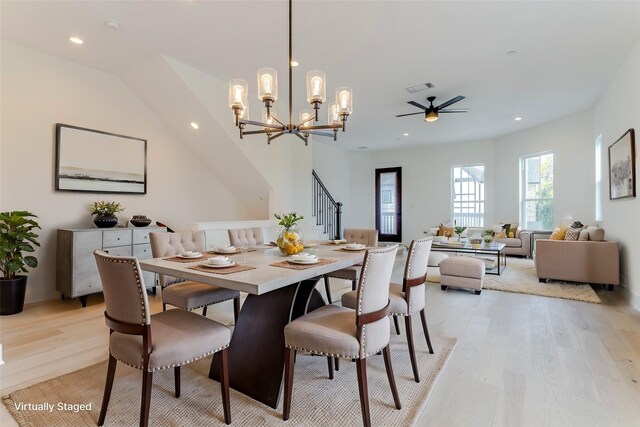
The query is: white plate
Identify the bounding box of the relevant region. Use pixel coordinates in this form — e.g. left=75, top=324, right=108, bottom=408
left=329, top=240, right=347, bottom=245
left=303, top=243, right=318, bottom=248
left=288, top=258, right=320, bottom=265
left=178, top=253, right=202, bottom=259
left=215, top=248, right=237, bottom=254
left=343, top=246, right=366, bottom=251
left=200, top=261, right=236, bottom=268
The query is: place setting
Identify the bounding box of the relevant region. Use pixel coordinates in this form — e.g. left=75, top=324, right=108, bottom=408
left=164, top=250, right=207, bottom=263
left=333, top=242, right=369, bottom=253
left=270, top=253, right=336, bottom=270
left=209, top=245, right=257, bottom=255
left=189, top=255, right=257, bottom=275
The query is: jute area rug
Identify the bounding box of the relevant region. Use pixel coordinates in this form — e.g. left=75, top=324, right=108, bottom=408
left=3, top=334, right=456, bottom=426
left=427, top=257, right=601, bottom=304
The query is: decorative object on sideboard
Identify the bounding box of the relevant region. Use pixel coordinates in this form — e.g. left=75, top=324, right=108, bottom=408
left=55, top=123, right=147, bottom=194
left=608, top=128, right=635, bottom=200
left=228, top=0, right=352, bottom=145
left=453, top=226, right=467, bottom=241
left=274, top=212, right=304, bottom=255
left=0, top=211, right=40, bottom=315
left=130, top=215, right=152, bottom=227
left=90, top=201, right=124, bottom=229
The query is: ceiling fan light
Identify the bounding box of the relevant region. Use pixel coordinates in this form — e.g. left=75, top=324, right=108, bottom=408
left=425, top=110, right=438, bottom=122
left=257, top=68, right=278, bottom=102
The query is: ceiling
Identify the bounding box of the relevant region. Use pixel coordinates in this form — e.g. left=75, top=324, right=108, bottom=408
left=2, top=1, right=640, bottom=151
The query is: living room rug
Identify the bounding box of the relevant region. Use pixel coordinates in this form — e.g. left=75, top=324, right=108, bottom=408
left=3, top=334, right=456, bottom=427
left=427, top=257, right=601, bottom=304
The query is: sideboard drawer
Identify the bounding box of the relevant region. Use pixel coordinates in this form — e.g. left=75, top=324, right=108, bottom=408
left=133, top=244, right=153, bottom=259
left=133, top=229, right=155, bottom=245
left=103, top=230, right=132, bottom=248
left=104, top=245, right=132, bottom=257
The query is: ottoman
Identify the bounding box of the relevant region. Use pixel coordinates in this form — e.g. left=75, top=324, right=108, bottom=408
left=439, top=256, right=485, bottom=295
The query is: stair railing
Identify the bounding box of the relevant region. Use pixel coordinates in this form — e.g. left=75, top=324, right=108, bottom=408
left=311, top=170, right=342, bottom=239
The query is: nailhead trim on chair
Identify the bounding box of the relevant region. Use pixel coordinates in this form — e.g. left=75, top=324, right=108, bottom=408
left=111, top=344, right=230, bottom=372
left=98, top=255, right=148, bottom=326
left=284, top=343, right=388, bottom=360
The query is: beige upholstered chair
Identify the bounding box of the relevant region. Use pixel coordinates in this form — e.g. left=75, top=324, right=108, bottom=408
left=149, top=232, right=240, bottom=320
left=283, top=246, right=401, bottom=427
left=227, top=227, right=264, bottom=247
left=323, top=228, right=378, bottom=303
left=342, top=237, right=434, bottom=382
left=93, top=250, right=232, bottom=427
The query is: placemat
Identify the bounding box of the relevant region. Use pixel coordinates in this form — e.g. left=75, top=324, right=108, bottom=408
left=333, top=248, right=371, bottom=253
left=208, top=248, right=258, bottom=255
left=164, top=255, right=207, bottom=263
left=270, top=258, right=337, bottom=270
left=188, top=264, right=257, bottom=275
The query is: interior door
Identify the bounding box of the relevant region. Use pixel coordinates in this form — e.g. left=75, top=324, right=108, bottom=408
left=375, top=167, right=402, bottom=242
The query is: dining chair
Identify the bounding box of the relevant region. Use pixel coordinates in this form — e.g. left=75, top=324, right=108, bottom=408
left=341, top=237, right=434, bottom=382
left=149, top=231, right=240, bottom=321
left=323, top=228, right=378, bottom=303
left=283, top=245, right=401, bottom=427
left=227, top=227, right=264, bottom=247
left=93, top=250, right=232, bottom=426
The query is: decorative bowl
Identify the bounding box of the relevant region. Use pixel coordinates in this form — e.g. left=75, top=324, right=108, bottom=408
left=130, top=215, right=152, bottom=227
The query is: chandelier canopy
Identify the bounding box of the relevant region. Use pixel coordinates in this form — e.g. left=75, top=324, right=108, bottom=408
left=228, top=0, right=352, bottom=145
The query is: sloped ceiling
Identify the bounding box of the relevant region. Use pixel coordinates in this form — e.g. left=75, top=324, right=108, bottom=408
left=2, top=1, right=640, bottom=151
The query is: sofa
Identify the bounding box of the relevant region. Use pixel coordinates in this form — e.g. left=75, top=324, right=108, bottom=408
left=427, top=222, right=531, bottom=257
left=535, top=229, right=619, bottom=289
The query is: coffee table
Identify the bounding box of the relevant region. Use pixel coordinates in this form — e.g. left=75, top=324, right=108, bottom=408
left=431, top=241, right=507, bottom=275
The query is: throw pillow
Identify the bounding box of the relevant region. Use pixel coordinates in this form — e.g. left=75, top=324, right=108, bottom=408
left=578, top=229, right=589, bottom=241
left=495, top=231, right=507, bottom=239
left=564, top=226, right=581, bottom=241
left=437, top=224, right=454, bottom=237
left=550, top=226, right=567, bottom=240
left=502, top=223, right=512, bottom=237
left=587, top=226, right=605, bottom=241
left=571, top=220, right=584, bottom=229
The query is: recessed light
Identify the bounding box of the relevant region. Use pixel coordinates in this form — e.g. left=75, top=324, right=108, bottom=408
left=190, top=122, right=199, bottom=130
left=290, top=60, right=299, bottom=67
left=403, top=133, right=409, bottom=136
left=69, top=37, right=84, bottom=45
left=514, top=117, right=523, bottom=122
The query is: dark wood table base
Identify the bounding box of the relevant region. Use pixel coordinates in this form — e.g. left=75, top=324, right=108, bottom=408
left=210, top=276, right=325, bottom=408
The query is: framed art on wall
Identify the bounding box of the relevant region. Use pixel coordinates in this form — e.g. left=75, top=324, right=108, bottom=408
left=608, top=128, right=635, bottom=200
left=55, top=124, right=147, bottom=194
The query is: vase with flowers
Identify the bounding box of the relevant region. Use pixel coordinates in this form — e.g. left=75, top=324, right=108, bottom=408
left=90, top=201, right=124, bottom=228
left=274, top=212, right=304, bottom=255
left=454, top=226, right=467, bottom=242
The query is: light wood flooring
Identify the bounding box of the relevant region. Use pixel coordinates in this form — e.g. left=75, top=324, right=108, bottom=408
left=2, top=259, right=640, bottom=426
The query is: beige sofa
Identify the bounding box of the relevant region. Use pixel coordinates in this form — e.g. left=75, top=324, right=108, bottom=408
left=494, top=228, right=531, bottom=258
left=535, top=236, right=620, bottom=289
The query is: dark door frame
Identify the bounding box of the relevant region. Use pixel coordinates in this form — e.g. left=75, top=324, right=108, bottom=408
left=375, top=167, right=402, bottom=242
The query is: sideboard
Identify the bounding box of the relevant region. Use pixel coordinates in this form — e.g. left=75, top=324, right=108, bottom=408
left=56, top=226, right=167, bottom=307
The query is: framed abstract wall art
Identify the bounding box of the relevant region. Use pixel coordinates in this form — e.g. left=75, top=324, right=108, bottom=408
left=55, top=124, right=147, bottom=194
left=608, top=129, right=635, bottom=200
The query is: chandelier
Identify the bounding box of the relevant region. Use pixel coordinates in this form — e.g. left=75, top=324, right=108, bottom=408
left=228, top=0, right=352, bottom=145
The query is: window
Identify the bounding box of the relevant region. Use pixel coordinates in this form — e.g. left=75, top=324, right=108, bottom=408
left=452, top=165, right=485, bottom=227
left=520, top=152, right=553, bottom=230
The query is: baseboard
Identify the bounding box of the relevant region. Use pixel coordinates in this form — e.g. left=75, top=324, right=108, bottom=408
left=622, top=286, right=640, bottom=312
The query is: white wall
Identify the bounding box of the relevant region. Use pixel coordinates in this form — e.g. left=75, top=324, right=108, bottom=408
left=495, top=110, right=595, bottom=226
left=594, top=38, right=640, bottom=308
left=0, top=41, right=253, bottom=303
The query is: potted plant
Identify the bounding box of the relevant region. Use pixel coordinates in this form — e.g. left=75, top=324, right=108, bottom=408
left=454, top=226, right=467, bottom=241
left=274, top=212, right=304, bottom=255
left=90, top=201, right=124, bottom=228
left=0, top=211, right=40, bottom=315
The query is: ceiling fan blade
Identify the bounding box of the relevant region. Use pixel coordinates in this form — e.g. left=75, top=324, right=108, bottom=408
left=439, top=109, right=468, bottom=113
left=407, top=100, right=428, bottom=110
left=436, top=95, right=465, bottom=110
left=396, top=111, right=425, bottom=117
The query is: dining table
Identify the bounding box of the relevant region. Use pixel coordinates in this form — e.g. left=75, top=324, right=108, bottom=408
left=138, top=244, right=367, bottom=409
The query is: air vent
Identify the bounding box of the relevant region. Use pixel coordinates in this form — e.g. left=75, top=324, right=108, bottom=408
left=405, top=82, right=434, bottom=93
left=357, top=146, right=368, bottom=150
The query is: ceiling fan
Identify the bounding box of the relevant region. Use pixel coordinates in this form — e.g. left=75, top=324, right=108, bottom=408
left=396, top=96, right=467, bottom=122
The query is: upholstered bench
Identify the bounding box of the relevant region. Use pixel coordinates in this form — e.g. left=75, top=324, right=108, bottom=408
left=439, top=256, right=485, bottom=295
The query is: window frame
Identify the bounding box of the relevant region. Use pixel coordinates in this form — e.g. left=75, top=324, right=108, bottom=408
left=451, top=163, right=485, bottom=228
left=520, top=151, right=554, bottom=231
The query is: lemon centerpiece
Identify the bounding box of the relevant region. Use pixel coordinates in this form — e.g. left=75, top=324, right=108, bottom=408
left=274, top=212, right=304, bottom=256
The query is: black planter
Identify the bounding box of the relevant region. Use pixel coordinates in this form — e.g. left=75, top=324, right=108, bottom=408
left=93, top=214, right=118, bottom=228
left=0, top=276, right=27, bottom=315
